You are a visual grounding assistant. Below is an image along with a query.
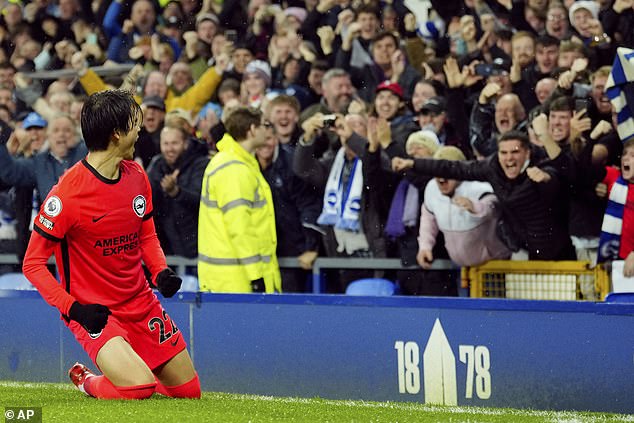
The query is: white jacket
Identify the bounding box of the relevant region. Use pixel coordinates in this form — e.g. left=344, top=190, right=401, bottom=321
left=418, top=180, right=511, bottom=266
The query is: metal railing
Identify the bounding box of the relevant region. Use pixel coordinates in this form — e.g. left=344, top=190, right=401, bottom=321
left=5, top=253, right=610, bottom=299
left=160, top=256, right=456, bottom=294
left=0, top=254, right=455, bottom=294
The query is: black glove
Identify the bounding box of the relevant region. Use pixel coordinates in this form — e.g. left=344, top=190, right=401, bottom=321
left=68, top=301, right=111, bottom=334
left=251, top=278, right=265, bottom=293
left=155, top=268, right=182, bottom=298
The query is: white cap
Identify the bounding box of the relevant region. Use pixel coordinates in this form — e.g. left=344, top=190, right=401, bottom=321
left=244, top=60, right=272, bottom=86
left=568, top=1, right=599, bottom=24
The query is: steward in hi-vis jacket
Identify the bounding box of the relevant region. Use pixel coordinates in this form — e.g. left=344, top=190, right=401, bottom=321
left=198, top=108, right=281, bottom=293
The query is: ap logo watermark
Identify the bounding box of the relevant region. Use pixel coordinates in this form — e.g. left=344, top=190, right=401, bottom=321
left=4, top=407, right=42, bottom=422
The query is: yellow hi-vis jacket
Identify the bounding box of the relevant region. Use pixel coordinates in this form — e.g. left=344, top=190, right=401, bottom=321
left=198, top=134, right=282, bottom=293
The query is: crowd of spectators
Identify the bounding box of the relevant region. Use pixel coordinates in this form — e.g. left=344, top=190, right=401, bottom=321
left=0, top=0, right=631, bottom=294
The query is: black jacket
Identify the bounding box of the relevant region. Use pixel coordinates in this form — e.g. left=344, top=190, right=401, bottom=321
left=602, top=7, right=634, bottom=49
left=513, top=64, right=549, bottom=113
left=565, top=142, right=606, bottom=239
left=147, top=139, right=209, bottom=258
left=135, top=127, right=162, bottom=169
left=261, top=145, right=322, bottom=256
left=380, top=114, right=421, bottom=159
left=469, top=101, right=528, bottom=158
left=412, top=154, right=575, bottom=260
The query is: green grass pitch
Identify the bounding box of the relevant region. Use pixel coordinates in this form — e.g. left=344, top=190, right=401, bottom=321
left=0, top=381, right=632, bottom=422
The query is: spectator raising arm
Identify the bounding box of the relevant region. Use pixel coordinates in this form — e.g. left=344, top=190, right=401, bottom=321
left=531, top=113, right=561, bottom=160
left=0, top=121, right=37, bottom=188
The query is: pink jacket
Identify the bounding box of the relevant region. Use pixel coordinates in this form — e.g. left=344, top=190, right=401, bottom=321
left=418, top=180, right=511, bottom=266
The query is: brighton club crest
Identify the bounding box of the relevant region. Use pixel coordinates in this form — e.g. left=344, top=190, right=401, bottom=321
left=132, top=195, right=146, bottom=218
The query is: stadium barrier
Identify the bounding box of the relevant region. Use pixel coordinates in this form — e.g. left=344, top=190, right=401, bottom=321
left=158, top=255, right=456, bottom=293
left=0, top=255, right=614, bottom=299
left=463, top=260, right=610, bottom=301
left=1, top=291, right=633, bottom=413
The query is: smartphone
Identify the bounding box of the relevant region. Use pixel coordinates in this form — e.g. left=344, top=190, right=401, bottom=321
left=474, top=63, right=493, bottom=77
left=574, top=98, right=589, bottom=113
left=225, top=30, right=237, bottom=43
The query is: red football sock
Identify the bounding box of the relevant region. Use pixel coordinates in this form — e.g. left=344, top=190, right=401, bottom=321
left=155, top=373, right=201, bottom=399
left=84, top=375, right=156, bottom=400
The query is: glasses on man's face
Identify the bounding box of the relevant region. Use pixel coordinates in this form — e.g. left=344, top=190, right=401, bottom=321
left=547, top=14, right=566, bottom=22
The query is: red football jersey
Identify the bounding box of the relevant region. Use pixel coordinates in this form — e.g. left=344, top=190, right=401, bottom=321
left=23, top=159, right=167, bottom=316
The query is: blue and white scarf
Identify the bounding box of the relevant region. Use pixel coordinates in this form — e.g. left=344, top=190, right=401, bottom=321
left=606, top=47, right=634, bottom=142
left=317, top=148, right=363, bottom=231
left=598, top=176, right=628, bottom=262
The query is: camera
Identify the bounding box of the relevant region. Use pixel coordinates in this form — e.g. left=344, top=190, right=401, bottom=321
left=322, top=114, right=337, bottom=127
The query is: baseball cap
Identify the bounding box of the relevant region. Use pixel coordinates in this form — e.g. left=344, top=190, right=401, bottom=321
left=568, top=1, right=599, bottom=24
left=142, top=95, right=166, bottom=112
left=196, top=12, right=219, bottom=27
left=420, top=96, right=447, bottom=114
left=376, top=80, right=404, bottom=99
left=22, top=112, right=47, bottom=129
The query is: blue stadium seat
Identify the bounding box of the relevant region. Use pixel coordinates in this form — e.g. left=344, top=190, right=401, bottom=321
left=604, top=292, right=634, bottom=303
left=345, top=278, right=396, bottom=296
left=0, top=273, right=35, bottom=290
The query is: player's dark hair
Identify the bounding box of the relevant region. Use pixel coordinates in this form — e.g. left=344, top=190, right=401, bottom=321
left=81, top=90, right=142, bottom=152
left=224, top=107, right=262, bottom=142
